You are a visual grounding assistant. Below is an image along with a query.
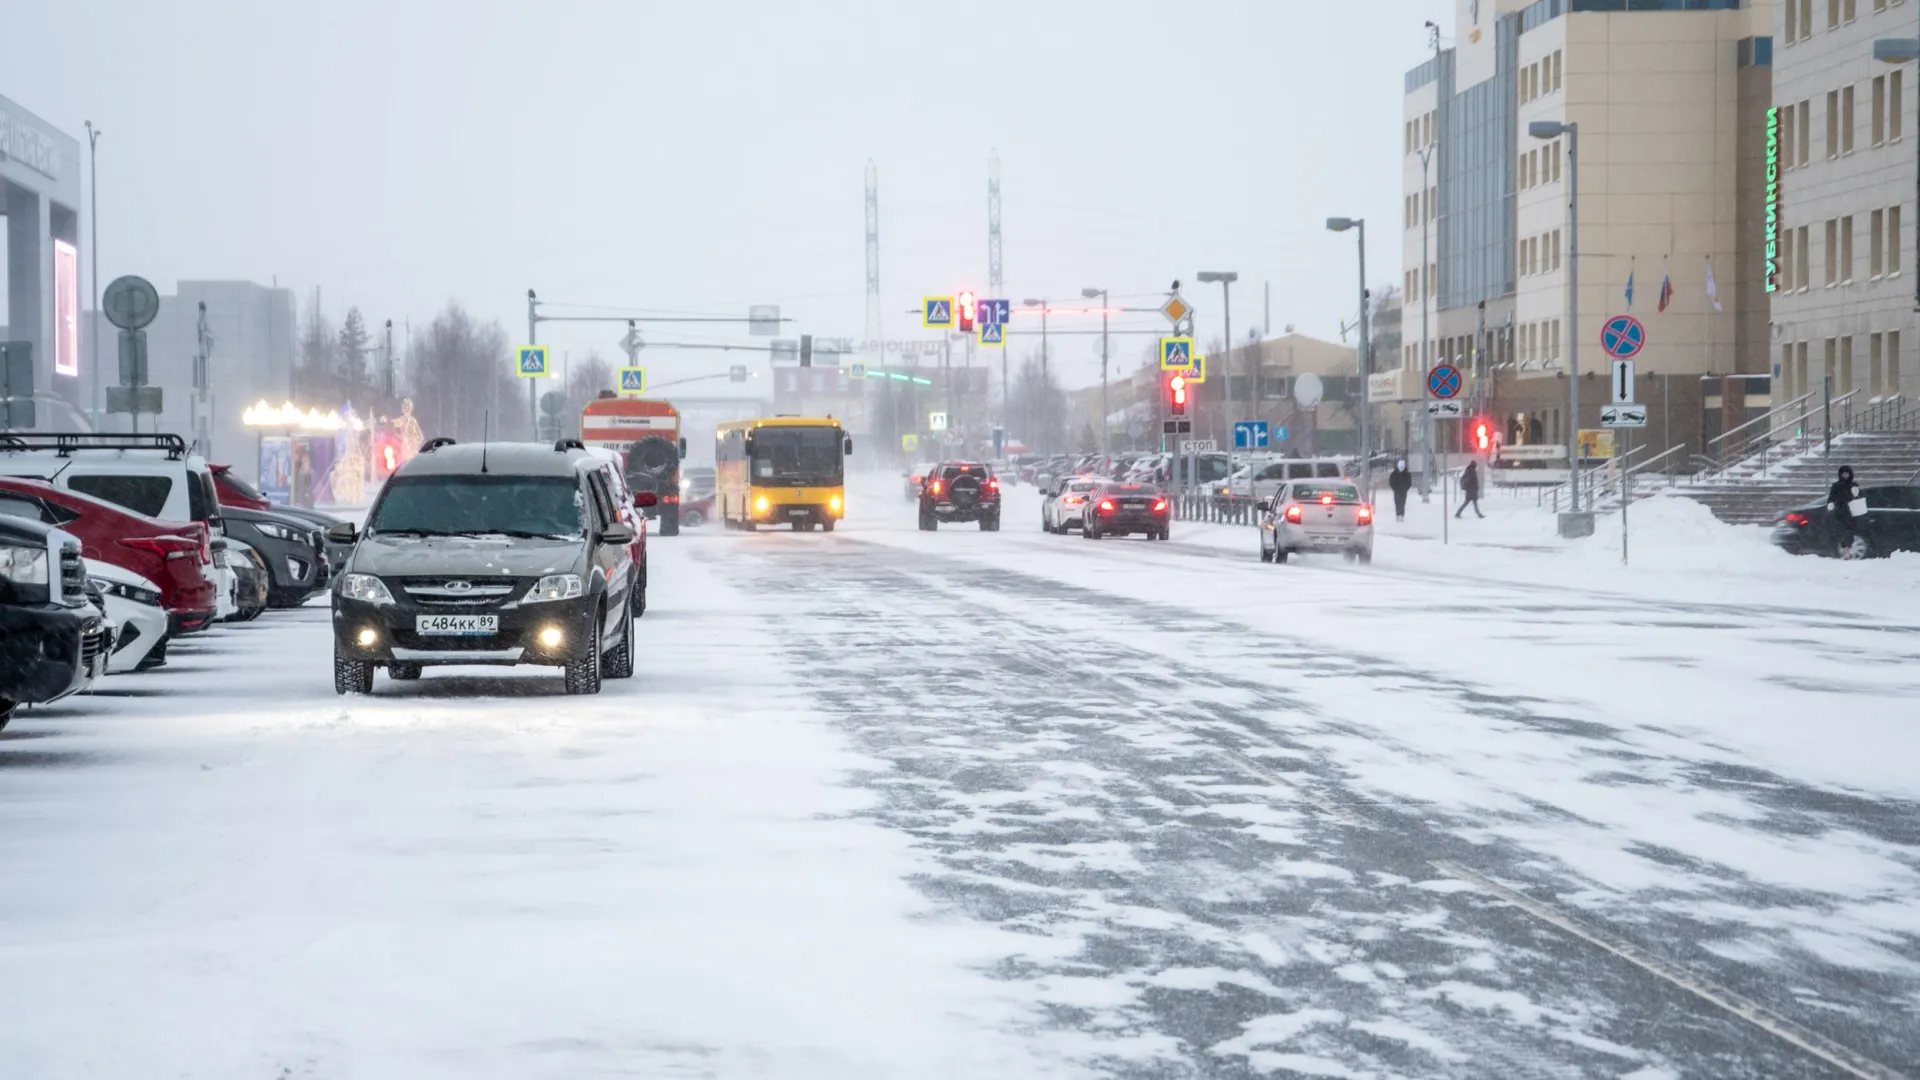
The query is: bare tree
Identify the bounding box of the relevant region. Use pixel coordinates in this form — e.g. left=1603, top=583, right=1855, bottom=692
left=296, top=302, right=337, bottom=394
left=403, top=302, right=517, bottom=442
left=1007, top=351, right=1064, bottom=453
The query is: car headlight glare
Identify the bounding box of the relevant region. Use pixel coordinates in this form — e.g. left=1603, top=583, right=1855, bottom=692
left=524, top=573, right=584, bottom=603
left=339, top=573, right=395, bottom=605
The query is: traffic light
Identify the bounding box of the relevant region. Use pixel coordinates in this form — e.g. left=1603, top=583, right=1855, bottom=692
left=956, top=291, right=977, bottom=333
left=1471, top=418, right=1493, bottom=453
left=1166, top=371, right=1189, bottom=415
left=371, top=431, right=402, bottom=481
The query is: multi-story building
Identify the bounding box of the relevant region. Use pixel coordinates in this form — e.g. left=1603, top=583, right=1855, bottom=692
left=1769, top=0, right=1915, bottom=412
left=1392, top=0, right=1776, bottom=460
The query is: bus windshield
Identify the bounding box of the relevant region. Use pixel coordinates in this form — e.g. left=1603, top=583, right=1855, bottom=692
left=752, top=427, right=844, bottom=487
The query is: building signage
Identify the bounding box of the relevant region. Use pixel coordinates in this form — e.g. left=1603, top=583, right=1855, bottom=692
left=53, top=240, right=78, bottom=377
left=1764, top=106, right=1779, bottom=294
left=0, top=107, right=61, bottom=180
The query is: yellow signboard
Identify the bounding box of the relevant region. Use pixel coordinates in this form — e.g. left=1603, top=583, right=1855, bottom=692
left=1576, top=429, right=1615, bottom=460
left=901, top=433, right=920, bottom=453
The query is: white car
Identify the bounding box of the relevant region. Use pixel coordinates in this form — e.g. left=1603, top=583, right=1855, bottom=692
left=212, top=538, right=237, bottom=621
left=85, top=558, right=170, bottom=673
left=1043, top=479, right=1100, bottom=533
left=1259, top=480, right=1374, bottom=564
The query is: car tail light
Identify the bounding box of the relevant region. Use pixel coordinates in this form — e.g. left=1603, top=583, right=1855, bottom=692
left=1320, top=493, right=1334, bottom=507
left=1785, top=512, right=1809, bottom=527
left=1098, top=499, right=1115, bottom=513
left=910, top=474, right=922, bottom=483
left=932, top=480, right=942, bottom=495
left=1357, top=505, right=1373, bottom=524
left=1064, top=495, right=1084, bottom=505
left=1284, top=504, right=1303, bottom=524
left=988, top=478, right=999, bottom=493
left=120, top=535, right=200, bottom=562
left=1152, top=499, right=1168, bottom=513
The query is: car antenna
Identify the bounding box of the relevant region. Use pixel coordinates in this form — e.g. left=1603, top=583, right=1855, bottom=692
left=481, top=411, right=490, bottom=473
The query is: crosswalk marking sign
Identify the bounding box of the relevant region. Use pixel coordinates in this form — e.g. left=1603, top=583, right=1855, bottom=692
left=618, top=367, right=646, bottom=393
left=516, top=345, right=549, bottom=377
left=978, top=322, right=1005, bottom=346
left=923, top=296, right=954, bottom=328
left=1159, top=337, right=1195, bottom=371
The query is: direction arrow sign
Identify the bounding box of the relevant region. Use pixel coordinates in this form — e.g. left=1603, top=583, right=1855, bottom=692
left=618, top=367, right=646, bottom=393
left=516, top=345, right=549, bottom=377
left=1426, top=400, right=1464, bottom=418
left=1612, top=359, right=1635, bottom=404
left=979, top=298, right=1011, bottom=326
left=923, top=296, right=954, bottom=328
left=1233, top=420, right=1270, bottom=449
left=1601, top=404, right=1648, bottom=428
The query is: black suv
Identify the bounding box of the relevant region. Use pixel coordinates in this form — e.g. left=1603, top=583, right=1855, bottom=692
left=918, top=462, right=1001, bottom=531
left=328, top=439, right=642, bottom=696
left=0, top=514, right=109, bottom=728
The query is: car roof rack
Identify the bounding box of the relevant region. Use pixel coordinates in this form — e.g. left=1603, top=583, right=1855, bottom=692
left=420, top=437, right=457, bottom=453
left=553, top=438, right=586, bottom=452
left=0, top=432, right=188, bottom=459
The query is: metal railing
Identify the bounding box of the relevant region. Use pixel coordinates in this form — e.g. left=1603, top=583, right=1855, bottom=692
left=1690, top=389, right=1859, bottom=484
left=1581, top=444, right=1690, bottom=509
left=1539, top=442, right=1651, bottom=513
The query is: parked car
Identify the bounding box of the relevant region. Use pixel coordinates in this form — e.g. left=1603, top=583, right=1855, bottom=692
left=208, top=463, right=272, bottom=510
left=263, top=503, right=355, bottom=574
left=0, top=477, right=219, bottom=636
left=0, top=514, right=110, bottom=728
left=1245, top=457, right=1350, bottom=507
left=328, top=439, right=645, bottom=695
left=1259, top=480, right=1374, bottom=564
left=680, top=487, right=716, bottom=527
left=1771, top=485, right=1920, bottom=558
left=1081, top=481, right=1171, bottom=541
left=904, top=461, right=937, bottom=501
left=223, top=540, right=271, bottom=621
left=221, top=504, right=329, bottom=608
left=583, top=444, right=651, bottom=616
left=85, top=558, right=170, bottom=673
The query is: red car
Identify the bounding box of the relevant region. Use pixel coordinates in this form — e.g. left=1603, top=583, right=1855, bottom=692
left=209, top=463, right=271, bottom=510
left=0, top=477, right=219, bottom=634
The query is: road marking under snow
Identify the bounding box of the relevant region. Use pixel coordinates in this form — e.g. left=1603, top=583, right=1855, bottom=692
left=1429, top=859, right=1910, bottom=1080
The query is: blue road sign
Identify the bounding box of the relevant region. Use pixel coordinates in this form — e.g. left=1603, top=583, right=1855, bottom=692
left=978, top=322, right=1005, bottom=346
left=1159, top=337, right=1194, bottom=370
left=1233, top=420, right=1270, bottom=449
left=618, top=367, right=646, bottom=393
left=1426, top=363, right=1462, bottom=399
left=980, top=298, right=1011, bottom=325
left=516, top=345, right=549, bottom=377
left=923, top=296, right=953, bottom=328
left=1275, top=425, right=1289, bottom=442
left=849, top=362, right=867, bottom=379
left=1600, top=313, right=1646, bottom=360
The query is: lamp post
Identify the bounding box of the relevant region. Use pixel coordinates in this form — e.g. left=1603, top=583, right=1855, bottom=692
left=1022, top=298, right=1050, bottom=451
left=1874, top=30, right=1920, bottom=308
left=1082, top=286, right=1113, bottom=449
left=1197, top=271, right=1239, bottom=446
left=1326, top=217, right=1372, bottom=496
left=84, top=121, right=101, bottom=430
left=1529, top=119, right=1582, bottom=517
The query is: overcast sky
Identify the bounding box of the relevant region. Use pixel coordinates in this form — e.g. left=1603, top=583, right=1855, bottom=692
left=12, top=0, right=1451, bottom=391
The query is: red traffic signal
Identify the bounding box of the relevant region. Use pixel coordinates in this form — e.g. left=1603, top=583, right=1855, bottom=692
left=1166, top=371, right=1189, bottom=415
left=1471, top=418, right=1492, bottom=452
left=956, top=291, right=977, bottom=332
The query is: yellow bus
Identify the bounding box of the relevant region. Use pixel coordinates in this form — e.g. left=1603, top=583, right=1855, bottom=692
left=716, top=417, right=853, bottom=532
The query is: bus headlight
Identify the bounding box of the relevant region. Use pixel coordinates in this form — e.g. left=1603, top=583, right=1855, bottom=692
left=829, top=494, right=843, bottom=515
left=754, top=495, right=770, bottom=515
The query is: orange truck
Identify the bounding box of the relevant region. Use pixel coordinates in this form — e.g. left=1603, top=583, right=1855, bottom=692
left=580, top=393, right=686, bottom=535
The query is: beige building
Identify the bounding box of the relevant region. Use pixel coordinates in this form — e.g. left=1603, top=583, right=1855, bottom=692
left=1769, top=0, right=1915, bottom=410
left=1394, top=0, right=1775, bottom=457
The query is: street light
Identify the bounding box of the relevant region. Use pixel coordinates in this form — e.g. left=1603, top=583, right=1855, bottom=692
left=1081, top=287, right=1109, bottom=453
left=1528, top=119, right=1584, bottom=521
left=84, top=121, right=101, bottom=430
left=1197, top=272, right=1239, bottom=443
left=1876, top=32, right=1920, bottom=308
left=1326, top=218, right=1372, bottom=495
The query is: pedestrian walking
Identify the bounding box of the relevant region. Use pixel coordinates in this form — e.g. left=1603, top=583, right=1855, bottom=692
left=1454, top=461, right=1485, bottom=519
left=1387, top=460, right=1413, bottom=521
left=1829, top=464, right=1864, bottom=556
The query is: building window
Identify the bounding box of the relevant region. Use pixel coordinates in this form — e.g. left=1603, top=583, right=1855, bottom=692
left=1874, top=76, right=1887, bottom=146
left=1894, top=72, right=1906, bottom=141
left=1552, top=51, right=1563, bottom=93
left=1842, top=214, right=1855, bottom=281
left=1877, top=0, right=1887, bottom=12
left=1828, top=90, right=1841, bottom=158
left=1824, top=338, right=1838, bottom=388
left=1872, top=208, right=1885, bottom=275
left=1843, top=85, right=1856, bottom=153
left=1841, top=335, right=1855, bottom=390
left=1798, top=225, right=1812, bottom=289
left=1428, top=185, right=1437, bottom=222
left=1826, top=218, right=1839, bottom=284
left=1552, top=142, right=1562, bottom=182
left=1782, top=104, right=1798, bottom=169
left=1890, top=206, right=1904, bottom=275
left=1892, top=331, right=1904, bottom=393
left=1788, top=0, right=1800, bottom=39
left=1829, top=0, right=1841, bottom=28
left=1782, top=222, right=1797, bottom=287
left=1871, top=333, right=1885, bottom=395
left=1847, top=0, right=1858, bottom=20
left=1801, top=0, right=1814, bottom=39
left=1551, top=229, right=1562, bottom=271
left=1799, top=100, right=1812, bottom=165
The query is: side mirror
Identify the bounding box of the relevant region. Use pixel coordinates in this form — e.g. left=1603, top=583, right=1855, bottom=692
left=844, top=436, right=854, bottom=455
left=678, top=437, right=687, bottom=457
left=326, top=522, right=357, bottom=545
left=632, top=491, right=659, bottom=509
left=600, top=524, right=635, bottom=546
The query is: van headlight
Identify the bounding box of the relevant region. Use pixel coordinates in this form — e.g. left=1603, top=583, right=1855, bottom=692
left=524, top=573, right=583, bottom=603
left=338, top=573, right=395, bottom=605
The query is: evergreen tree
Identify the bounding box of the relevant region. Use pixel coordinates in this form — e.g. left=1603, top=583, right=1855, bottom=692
left=337, top=307, right=372, bottom=384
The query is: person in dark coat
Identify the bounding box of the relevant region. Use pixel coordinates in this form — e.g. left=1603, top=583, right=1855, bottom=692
left=1454, top=461, right=1485, bottom=518
left=1387, top=460, right=1413, bottom=521
left=1829, top=465, right=1862, bottom=552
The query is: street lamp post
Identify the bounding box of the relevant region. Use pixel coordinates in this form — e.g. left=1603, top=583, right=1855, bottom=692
left=1874, top=28, right=1920, bottom=307
left=84, top=121, right=101, bottom=430
left=1529, top=120, right=1583, bottom=521
left=1082, top=286, right=1113, bottom=449
left=1326, top=217, right=1372, bottom=497
left=1197, top=271, right=1239, bottom=448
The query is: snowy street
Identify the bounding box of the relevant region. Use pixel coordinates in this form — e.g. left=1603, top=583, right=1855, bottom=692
left=3, top=478, right=1918, bottom=1079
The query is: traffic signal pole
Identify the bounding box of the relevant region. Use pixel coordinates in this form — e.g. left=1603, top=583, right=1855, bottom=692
left=527, top=290, right=539, bottom=439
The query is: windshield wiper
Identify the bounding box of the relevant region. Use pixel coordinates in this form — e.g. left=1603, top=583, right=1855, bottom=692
left=368, top=527, right=454, bottom=537
left=455, top=528, right=576, bottom=541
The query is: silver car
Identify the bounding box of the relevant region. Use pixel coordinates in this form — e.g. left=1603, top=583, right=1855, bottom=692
left=1259, top=480, right=1374, bottom=564
left=1043, top=479, right=1100, bottom=533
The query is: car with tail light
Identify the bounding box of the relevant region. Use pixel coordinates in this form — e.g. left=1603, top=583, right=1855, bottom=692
left=85, top=558, right=170, bottom=672
left=918, top=462, right=1001, bottom=530
left=904, top=461, right=936, bottom=501
left=1260, top=480, right=1373, bottom=564
left=1081, top=481, right=1171, bottom=541
left=1770, top=484, right=1920, bottom=558
left=1043, top=478, right=1100, bottom=533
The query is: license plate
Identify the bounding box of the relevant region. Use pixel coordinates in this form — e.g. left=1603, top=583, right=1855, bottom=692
left=787, top=508, right=809, bottom=517
left=1310, top=534, right=1344, bottom=546
left=416, top=614, right=498, bottom=636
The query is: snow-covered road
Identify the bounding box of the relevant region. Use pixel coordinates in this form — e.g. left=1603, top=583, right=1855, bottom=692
left=3, top=476, right=1917, bottom=1079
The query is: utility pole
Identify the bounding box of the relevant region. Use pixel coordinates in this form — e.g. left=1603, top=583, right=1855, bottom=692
left=383, top=319, right=394, bottom=399
left=85, top=121, right=102, bottom=430
left=527, top=289, right=539, bottom=439
left=1082, top=287, right=1109, bottom=453
left=1325, top=218, right=1371, bottom=495
left=1417, top=19, right=1442, bottom=498
left=1530, top=119, right=1583, bottom=519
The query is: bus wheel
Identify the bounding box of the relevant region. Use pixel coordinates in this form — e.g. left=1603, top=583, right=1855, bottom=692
left=822, top=519, right=836, bottom=533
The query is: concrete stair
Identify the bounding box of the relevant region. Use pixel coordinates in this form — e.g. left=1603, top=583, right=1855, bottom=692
left=1671, top=431, right=1920, bottom=525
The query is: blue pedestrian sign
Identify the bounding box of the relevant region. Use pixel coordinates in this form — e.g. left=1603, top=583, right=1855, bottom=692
left=923, top=296, right=954, bottom=328
left=980, top=298, right=1011, bottom=326
left=1275, top=425, right=1289, bottom=442
left=849, top=362, right=867, bottom=379
left=1159, top=336, right=1195, bottom=371
left=1426, top=363, right=1462, bottom=399
left=1233, top=420, right=1270, bottom=449
left=516, top=345, right=549, bottom=378
left=618, top=367, right=646, bottom=393
left=978, top=321, right=1005, bottom=346
left=1600, top=313, right=1646, bottom=360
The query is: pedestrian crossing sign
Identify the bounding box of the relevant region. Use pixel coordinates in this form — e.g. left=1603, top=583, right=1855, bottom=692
left=978, top=321, right=1005, bottom=347
left=618, top=367, right=646, bottom=393
left=516, top=345, right=549, bottom=377
left=1159, top=337, right=1195, bottom=371
left=923, top=296, right=954, bottom=328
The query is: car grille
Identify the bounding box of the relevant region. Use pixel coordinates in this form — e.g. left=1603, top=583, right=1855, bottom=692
left=59, top=542, right=86, bottom=607
left=391, top=630, right=512, bottom=650
left=398, top=577, right=524, bottom=608
left=80, top=623, right=107, bottom=667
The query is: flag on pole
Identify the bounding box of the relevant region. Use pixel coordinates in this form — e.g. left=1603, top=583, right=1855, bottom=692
left=1705, top=257, right=1722, bottom=312
left=1624, top=263, right=1635, bottom=310
left=1657, top=268, right=1674, bottom=313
